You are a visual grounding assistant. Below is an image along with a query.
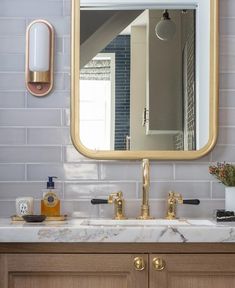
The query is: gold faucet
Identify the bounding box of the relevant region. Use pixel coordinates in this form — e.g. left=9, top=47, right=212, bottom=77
left=166, top=191, right=200, bottom=219
left=138, top=159, right=153, bottom=219
left=108, top=191, right=126, bottom=220
left=166, top=191, right=183, bottom=220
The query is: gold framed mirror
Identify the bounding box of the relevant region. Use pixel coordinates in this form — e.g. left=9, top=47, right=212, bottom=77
left=71, top=0, right=218, bottom=160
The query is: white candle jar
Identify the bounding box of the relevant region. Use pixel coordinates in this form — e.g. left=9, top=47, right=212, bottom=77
left=16, top=197, right=34, bottom=216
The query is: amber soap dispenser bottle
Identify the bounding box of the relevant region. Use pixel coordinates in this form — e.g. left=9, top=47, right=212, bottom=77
left=41, top=176, right=60, bottom=217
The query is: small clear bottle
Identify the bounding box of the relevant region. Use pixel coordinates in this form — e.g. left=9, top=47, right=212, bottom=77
left=41, top=176, right=60, bottom=217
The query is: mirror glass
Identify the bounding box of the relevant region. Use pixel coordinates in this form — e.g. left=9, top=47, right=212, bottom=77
left=71, top=0, right=218, bottom=159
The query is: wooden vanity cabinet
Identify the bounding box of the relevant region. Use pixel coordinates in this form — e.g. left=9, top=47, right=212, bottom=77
left=0, top=253, right=148, bottom=288
left=150, top=254, right=235, bottom=288
left=1, top=244, right=235, bottom=288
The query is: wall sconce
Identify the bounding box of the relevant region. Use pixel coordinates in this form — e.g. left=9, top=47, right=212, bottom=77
left=26, top=20, right=54, bottom=97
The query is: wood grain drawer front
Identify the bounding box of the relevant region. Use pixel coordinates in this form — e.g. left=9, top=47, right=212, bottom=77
left=1, top=254, right=148, bottom=288
left=150, top=254, right=235, bottom=288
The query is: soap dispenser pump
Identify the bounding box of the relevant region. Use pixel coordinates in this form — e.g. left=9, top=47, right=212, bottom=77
left=41, top=176, right=60, bottom=217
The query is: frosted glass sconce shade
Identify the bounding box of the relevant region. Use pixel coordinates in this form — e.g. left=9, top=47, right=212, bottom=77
left=155, top=10, right=176, bottom=41
left=29, top=23, right=50, bottom=72
left=26, top=20, right=54, bottom=97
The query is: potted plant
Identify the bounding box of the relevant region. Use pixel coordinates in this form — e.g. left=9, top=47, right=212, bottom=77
left=209, top=162, right=235, bottom=211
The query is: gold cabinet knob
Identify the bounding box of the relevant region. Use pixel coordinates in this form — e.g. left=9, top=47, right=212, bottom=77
left=133, top=257, right=145, bottom=271
left=152, top=257, right=166, bottom=271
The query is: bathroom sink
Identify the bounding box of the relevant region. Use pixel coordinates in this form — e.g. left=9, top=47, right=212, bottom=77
left=80, top=219, right=215, bottom=227
left=186, top=219, right=215, bottom=226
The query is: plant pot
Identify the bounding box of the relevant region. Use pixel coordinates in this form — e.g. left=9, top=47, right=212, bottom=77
left=225, top=187, right=235, bottom=211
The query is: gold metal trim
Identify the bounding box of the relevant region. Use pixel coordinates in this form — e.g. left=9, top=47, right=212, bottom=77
left=152, top=257, right=166, bottom=271
left=138, top=159, right=153, bottom=219
left=29, top=71, right=50, bottom=83
left=25, top=19, right=54, bottom=97
left=166, top=192, right=183, bottom=220
left=108, top=191, right=126, bottom=220
left=70, top=0, right=219, bottom=160
left=133, top=257, right=145, bottom=271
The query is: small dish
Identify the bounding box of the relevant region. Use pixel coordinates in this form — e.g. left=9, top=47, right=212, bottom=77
left=22, top=215, right=46, bottom=223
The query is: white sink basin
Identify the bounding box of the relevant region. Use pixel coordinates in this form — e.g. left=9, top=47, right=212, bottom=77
left=186, top=219, right=215, bottom=226
left=80, top=219, right=215, bottom=227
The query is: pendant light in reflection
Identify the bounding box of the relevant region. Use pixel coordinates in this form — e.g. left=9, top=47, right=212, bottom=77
left=155, top=10, right=176, bottom=41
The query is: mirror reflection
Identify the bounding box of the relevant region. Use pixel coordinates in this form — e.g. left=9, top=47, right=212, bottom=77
left=80, top=8, right=198, bottom=151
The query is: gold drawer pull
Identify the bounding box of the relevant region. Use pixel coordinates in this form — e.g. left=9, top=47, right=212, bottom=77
left=152, top=257, right=166, bottom=271
left=133, top=257, right=145, bottom=271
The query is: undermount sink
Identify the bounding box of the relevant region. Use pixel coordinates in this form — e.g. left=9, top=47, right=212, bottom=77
left=80, top=219, right=215, bottom=227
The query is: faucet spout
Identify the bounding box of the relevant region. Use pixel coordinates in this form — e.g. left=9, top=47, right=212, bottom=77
left=138, top=159, right=153, bottom=219
left=143, top=159, right=150, bottom=206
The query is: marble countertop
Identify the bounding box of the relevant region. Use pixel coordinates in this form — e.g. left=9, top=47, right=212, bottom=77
left=1, top=218, right=235, bottom=243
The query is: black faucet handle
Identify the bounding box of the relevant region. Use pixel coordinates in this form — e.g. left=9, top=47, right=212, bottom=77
left=91, top=199, right=108, bottom=205
left=183, top=199, right=200, bottom=205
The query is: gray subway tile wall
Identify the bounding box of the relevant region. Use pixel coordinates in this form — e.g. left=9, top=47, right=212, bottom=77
left=0, top=0, right=233, bottom=218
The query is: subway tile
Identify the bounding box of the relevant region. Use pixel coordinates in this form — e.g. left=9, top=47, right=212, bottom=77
left=175, top=164, right=213, bottom=180
left=63, top=108, right=70, bottom=126
left=0, top=146, right=62, bottom=163
left=149, top=162, right=174, bottom=181
left=0, top=201, right=17, bottom=217
left=220, top=90, right=235, bottom=108
left=27, top=128, right=70, bottom=145
left=0, top=1, right=63, bottom=17
left=0, top=36, right=24, bottom=53
left=220, top=0, right=235, bottom=17
left=27, top=164, right=65, bottom=180
left=0, top=164, right=25, bottom=181
left=139, top=181, right=211, bottom=200
left=64, top=145, right=89, bottom=162
left=64, top=73, right=70, bottom=90
left=220, top=55, right=235, bottom=71
left=220, top=37, right=235, bottom=55
left=0, top=182, right=63, bottom=199
left=100, top=162, right=174, bottom=181
left=64, top=200, right=99, bottom=218
left=212, top=182, right=225, bottom=199
left=0, top=109, right=61, bottom=126
left=0, top=0, right=233, bottom=218
left=55, top=38, right=63, bottom=53
left=63, top=163, right=98, bottom=180
left=218, top=127, right=235, bottom=145
left=0, top=18, right=26, bottom=36
left=220, top=19, right=235, bottom=36
left=220, top=73, right=235, bottom=89
left=0, top=54, right=25, bottom=72
left=0, top=92, right=25, bottom=108
left=63, top=0, right=71, bottom=16
left=64, top=181, right=137, bottom=199
left=27, top=163, right=99, bottom=180
left=56, top=53, right=70, bottom=72
left=219, top=108, right=235, bottom=126
left=27, top=91, right=69, bottom=108
left=0, top=72, right=24, bottom=90
left=64, top=36, right=70, bottom=54
left=0, top=128, right=26, bottom=145
left=54, top=73, right=67, bottom=90
left=211, top=145, right=235, bottom=162
left=177, top=200, right=224, bottom=218
left=0, top=54, right=24, bottom=71
left=100, top=162, right=141, bottom=180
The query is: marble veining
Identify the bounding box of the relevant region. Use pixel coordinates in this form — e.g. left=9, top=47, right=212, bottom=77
left=1, top=218, right=235, bottom=243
